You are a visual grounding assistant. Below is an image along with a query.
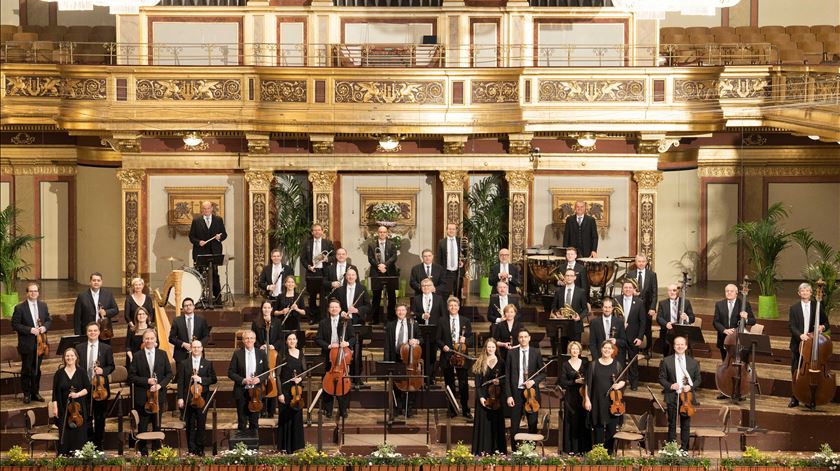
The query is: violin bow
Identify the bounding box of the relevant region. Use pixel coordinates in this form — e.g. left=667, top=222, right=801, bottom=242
left=481, top=374, right=505, bottom=387
left=525, top=358, right=556, bottom=383
left=282, top=362, right=324, bottom=385
left=604, top=354, right=638, bottom=397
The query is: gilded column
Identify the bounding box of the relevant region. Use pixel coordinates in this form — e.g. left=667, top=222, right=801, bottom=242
left=246, top=170, right=275, bottom=296
left=116, top=169, right=145, bottom=294
left=308, top=171, right=338, bottom=237
left=505, top=170, right=534, bottom=264
left=633, top=171, right=664, bottom=268
left=438, top=171, right=468, bottom=234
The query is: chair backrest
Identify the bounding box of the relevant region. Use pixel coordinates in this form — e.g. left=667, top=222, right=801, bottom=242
left=130, top=409, right=140, bottom=438
left=749, top=323, right=764, bottom=334
left=25, top=410, right=36, bottom=435
left=540, top=413, right=551, bottom=438
left=720, top=406, right=730, bottom=433
left=638, top=410, right=649, bottom=431
left=693, top=317, right=703, bottom=329
left=110, top=365, right=128, bottom=385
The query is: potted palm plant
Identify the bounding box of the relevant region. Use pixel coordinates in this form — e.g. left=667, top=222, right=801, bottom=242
left=463, top=176, right=507, bottom=299
left=732, top=202, right=805, bottom=319
left=792, top=231, right=840, bottom=317
left=0, top=205, right=41, bottom=317
left=271, top=174, right=312, bottom=281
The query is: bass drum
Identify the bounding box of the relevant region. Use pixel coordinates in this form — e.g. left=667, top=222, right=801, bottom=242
left=168, top=267, right=205, bottom=307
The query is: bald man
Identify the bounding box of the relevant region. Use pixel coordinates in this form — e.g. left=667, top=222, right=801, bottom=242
left=189, top=201, right=227, bottom=301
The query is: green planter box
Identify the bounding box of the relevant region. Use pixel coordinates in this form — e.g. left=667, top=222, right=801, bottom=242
left=757, top=295, right=779, bottom=319
left=1, top=292, right=19, bottom=318
left=479, top=276, right=492, bottom=299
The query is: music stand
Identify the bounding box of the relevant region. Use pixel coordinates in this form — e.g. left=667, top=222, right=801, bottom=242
left=545, top=318, right=576, bottom=357
left=372, top=276, right=399, bottom=318
left=305, top=276, right=324, bottom=317
left=672, top=324, right=705, bottom=356
left=352, top=325, right=372, bottom=390
left=57, top=335, right=86, bottom=356
left=374, top=361, right=407, bottom=433
left=196, top=253, right=224, bottom=309
left=738, top=331, right=772, bottom=433
left=417, top=323, right=438, bottom=386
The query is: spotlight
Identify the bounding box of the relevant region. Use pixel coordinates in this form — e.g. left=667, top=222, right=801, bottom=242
left=577, top=133, right=597, bottom=148
left=183, top=132, right=204, bottom=147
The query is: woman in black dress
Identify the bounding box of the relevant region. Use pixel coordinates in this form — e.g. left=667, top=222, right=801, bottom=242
left=126, top=307, right=154, bottom=366
left=277, top=331, right=306, bottom=453
left=274, top=276, right=304, bottom=331
left=559, top=341, right=591, bottom=453
left=491, top=304, right=523, bottom=364
left=124, top=277, right=155, bottom=330
left=471, top=338, right=507, bottom=455
left=253, top=300, right=283, bottom=417
left=50, top=347, right=92, bottom=455
left=584, top=340, right=625, bottom=454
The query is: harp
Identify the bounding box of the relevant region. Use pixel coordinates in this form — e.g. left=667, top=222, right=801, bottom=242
left=152, top=270, right=183, bottom=358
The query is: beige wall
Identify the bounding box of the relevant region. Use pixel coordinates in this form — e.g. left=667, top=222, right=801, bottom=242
left=56, top=5, right=114, bottom=26
left=768, top=182, right=840, bottom=280
left=706, top=183, right=739, bottom=281
left=1, top=1, right=19, bottom=26
left=39, top=181, right=69, bottom=279
left=660, top=10, right=722, bottom=28
left=0, top=181, right=10, bottom=211
left=76, top=166, right=121, bottom=286
left=757, top=0, right=840, bottom=26
left=655, top=169, right=700, bottom=284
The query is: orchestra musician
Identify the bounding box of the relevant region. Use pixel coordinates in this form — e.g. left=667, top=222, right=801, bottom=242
left=551, top=268, right=589, bottom=354
left=584, top=341, right=625, bottom=455
left=316, top=299, right=356, bottom=418
left=491, top=304, right=523, bottom=364
left=258, top=248, right=294, bottom=303
left=72, top=272, right=118, bottom=338
left=563, top=201, right=598, bottom=258
left=385, top=304, right=420, bottom=416
left=787, top=282, right=828, bottom=408
left=589, top=297, right=627, bottom=361
left=322, top=247, right=356, bottom=317
left=277, top=331, right=306, bottom=453
left=615, top=279, right=646, bottom=390
left=505, top=328, right=545, bottom=450
left=556, top=247, right=588, bottom=293
left=336, top=267, right=370, bottom=387
left=76, top=322, right=115, bottom=447
left=252, top=300, right=283, bottom=417
left=128, top=329, right=172, bottom=454
left=487, top=281, right=520, bottom=324
left=471, top=338, right=507, bottom=455
left=656, top=283, right=695, bottom=355
left=176, top=339, right=217, bottom=456
left=368, top=225, right=398, bottom=324
left=49, top=347, right=91, bottom=456
left=274, top=275, right=305, bottom=331
left=658, top=335, right=701, bottom=450
left=411, top=278, right=444, bottom=386
left=409, top=249, right=445, bottom=295
left=438, top=296, right=474, bottom=418
left=437, top=223, right=464, bottom=300
left=228, top=330, right=268, bottom=432
left=126, top=307, right=153, bottom=366
left=169, top=297, right=210, bottom=364
left=712, top=283, right=756, bottom=362
left=559, top=341, right=591, bottom=454
left=626, top=254, right=658, bottom=358
left=124, top=277, right=155, bottom=333
left=301, top=223, right=335, bottom=321
left=188, top=201, right=227, bottom=301
left=489, top=248, right=520, bottom=294
left=11, top=282, right=51, bottom=404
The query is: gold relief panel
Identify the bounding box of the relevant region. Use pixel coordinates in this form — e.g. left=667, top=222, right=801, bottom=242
left=550, top=188, right=613, bottom=239
left=5, top=76, right=61, bottom=97
left=116, top=169, right=145, bottom=189
left=63, top=78, right=106, bottom=100
left=439, top=170, right=468, bottom=191
left=674, top=79, right=718, bottom=102
left=164, top=186, right=227, bottom=234
left=812, top=73, right=840, bottom=102
left=638, top=192, right=656, bottom=264
left=135, top=79, right=242, bottom=100
left=471, top=80, right=519, bottom=104
left=334, top=80, right=445, bottom=104
left=245, top=170, right=275, bottom=191
left=718, top=77, right=769, bottom=99
left=308, top=171, right=337, bottom=192
left=260, top=80, right=307, bottom=103
left=782, top=74, right=808, bottom=101
left=509, top=192, right=528, bottom=263
left=632, top=170, right=664, bottom=190
left=538, top=79, right=645, bottom=102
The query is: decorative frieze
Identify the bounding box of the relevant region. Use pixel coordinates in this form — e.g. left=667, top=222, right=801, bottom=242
left=135, top=79, right=242, bottom=100
left=471, top=80, right=518, bottom=104
left=439, top=171, right=468, bottom=231
left=334, top=80, right=445, bottom=104
left=4, top=76, right=106, bottom=99
left=539, top=79, right=645, bottom=102
left=260, top=80, right=307, bottom=102
left=309, top=171, right=338, bottom=237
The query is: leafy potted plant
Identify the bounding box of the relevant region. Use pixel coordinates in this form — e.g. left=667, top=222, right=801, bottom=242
left=0, top=445, right=44, bottom=471
left=638, top=441, right=710, bottom=471
left=348, top=442, right=424, bottom=471
left=463, top=176, right=507, bottom=299
left=787, top=443, right=840, bottom=471
left=53, top=442, right=125, bottom=471
left=792, top=231, right=840, bottom=317
left=271, top=175, right=312, bottom=280
left=720, top=446, right=788, bottom=471
left=564, top=444, right=634, bottom=471
left=0, top=205, right=41, bottom=317
left=134, top=445, right=199, bottom=471
left=732, top=202, right=805, bottom=319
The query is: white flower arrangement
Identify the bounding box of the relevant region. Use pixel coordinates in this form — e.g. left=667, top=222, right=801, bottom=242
left=218, top=442, right=260, bottom=464
left=811, top=443, right=840, bottom=470
left=509, top=441, right=540, bottom=464
left=72, top=442, right=105, bottom=461
left=371, top=202, right=403, bottom=223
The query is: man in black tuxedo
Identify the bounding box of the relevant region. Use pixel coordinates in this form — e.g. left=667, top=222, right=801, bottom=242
left=227, top=330, right=268, bottom=431
left=321, top=248, right=356, bottom=318
left=487, top=281, right=520, bottom=324
left=555, top=247, right=588, bottom=293
left=335, top=267, right=370, bottom=387
left=787, top=282, right=829, bottom=408
left=316, top=300, right=356, bottom=418
left=489, top=248, right=521, bottom=294
left=551, top=268, right=589, bottom=354
left=169, top=297, right=211, bottom=364
left=177, top=340, right=217, bottom=455
left=615, top=279, right=646, bottom=390
left=712, top=283, right=755, bottom=361
left=411, top=278, right=443, bottom=385
left=188, top=201, right=228, bottom=301
left=11, top=282, right=51, bottom=404
left=658, top=335, right=701, bottom=450
left=505, top=329, right=545, bottom=450
left=76, top=322, right=115, bottom=447
left=562, top=201, right=598, bottom=258
left=368, top=225, right=398, bottom=324
left=128, top=329, right=173, bottom=454
left=409, top=249, right=445, bottom=295
left=385, top=304, right=421, bottom=416
left=437, top=223, right=464, bottom=300
left=438, top=297, right=473, bottom=418
left=589, top=297, right=627, bottom=357
left=626, top=254, right=658, bottom=357
left=72, top=272, right=119, bottom=337
left=258, top=248, right=294, bottom=302
left=301, top=223, right=335, bottom=320
left=656, top=283, right=695, bottom=355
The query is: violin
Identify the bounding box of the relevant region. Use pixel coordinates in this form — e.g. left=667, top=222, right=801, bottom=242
left=66, top=387, right=85, bottom=429
left=715, top=276, right=752, bottom=399
left=678, top=376, right=695, bottom=417
left=792, top=280, right=836, bottom=408
left=322, top=319, right=352, bottom=397
left=36, top=319, right=49, bottom=358
left=264, top=319, right=279, bottom=399
left=98, top=304, right=114, bottom=341
left=91, top=360, right=108, bottom=402
left=608, top=374, right=626, bottom=416
left=144, top=373, right=159, bottom=414
left=482, top=374, right=504, bottom=410
left=190, top=368, right=205, bottom=409
left=395, top=317, right=423, bottom=392
left=449, top=325, right=467, bottom=368
left=289, top=369, right=304, bottom=409
left=247, top=372, right=264, bottom=413
left=522, top=359, right=554, bottom=413
left=576, top=370, right=586, bottom=399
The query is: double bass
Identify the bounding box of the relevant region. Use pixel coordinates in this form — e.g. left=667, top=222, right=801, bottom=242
left=395, top=317, right=423, bottom=394
left=792, top=280, right=836, bottom=409
left=715, top=277, right=752, bottom=400
left=264, top=318, right=279, bottom=399
left=322, top=320, right=352, bottom=397
left=98, top=304, right=114, bottom=341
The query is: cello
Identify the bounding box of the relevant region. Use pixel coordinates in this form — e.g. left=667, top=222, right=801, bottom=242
left=322, top=319, right=352, bottom=397
left=792, top=280, right=836, bottom=409
left=395, top=317, right=423, bottom=393
left=715, top=277, right=751, bottom=400
left=264, top=318, right=279, bottom=399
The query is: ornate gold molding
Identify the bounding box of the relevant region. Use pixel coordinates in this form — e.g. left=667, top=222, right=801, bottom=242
left=102, top=135, right=142, bottom=154
left=472, top=80, right=519, bottom=104
left=3, top=164, right=76, bottom=176
left=10, top=132, right=35, bottom=145
left=309, top=171, right=337, bottom=238
left=308, top=171, right=337, bottom=192
left=633, top=171, right=664, bottom=190
left=4, top=76, right=106, bottom=99
left=310, top=134, right=335, bottom=154
left=505, top=170, right=534, bottom=191
left=538, top=79, right=645, bottom=102
left=698, top=166, right=840, bottom=177
left=246, top=133, right=271, bottom=155
left=442, top=135, right=468, bottom=155
left=439, top=170, right=468, bottom=191
left=508, top=133, right=533, bottom=155
left=260, top=80, right=306, bottom=103
left=135, top=79, right=242, bottom=100
left=334, top=80, right=445, bottom=104
left=245, top=169, right=275, bottom=191
left=116, top=169, right=146, bottom=190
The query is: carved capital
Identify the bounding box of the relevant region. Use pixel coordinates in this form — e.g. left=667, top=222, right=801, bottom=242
left=634, top=139, right=661, bottom=155
left=310, top=134, right=335, bottom=154
left=116, top=169, right=145, bottom=190
left=633, top=171, right=664, bottom=190
left=246, top=133, right=271, bottom=155
left=442, top=135, right=468, bottom=155
left=439, top=171, right=468, bottom=191
left=245, top=169, right=275, bottom=191
left=103, top=134, right=142, bottom=154
left=308, top=171, right=337, bottom=192
left=505, top=170, right=534, bottom=191
left=508, top=133, right=533, bottom=155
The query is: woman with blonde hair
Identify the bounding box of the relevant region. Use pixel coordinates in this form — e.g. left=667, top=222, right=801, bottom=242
left=50, top=347, right=91, bottom=455
left=470, top=338, right=506, bottom=455
left=559, top=340, right=591, bottom=453
left=124, top=277, right=155, bottom=330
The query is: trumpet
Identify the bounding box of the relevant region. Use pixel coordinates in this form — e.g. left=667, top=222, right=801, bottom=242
left=550, top=304, right=577, bottom=320
left=613, top=303, right=625, bottom=318
left=313, top=249, right=333, bottom=265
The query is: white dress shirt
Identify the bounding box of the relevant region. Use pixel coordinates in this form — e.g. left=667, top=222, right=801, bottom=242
left=396, top=319, right=407, bottom=348
left=802, top=301, right=811, bottom=333
left=449, top=315, right=460, bottom=343
left=603, top=315, right=612, bottom=337
left=313, top=239, right=323, bottom=269
left=330, top=316, right=340, bottom=344
left=191, top=356, right=202, bottom=382
left=518, top=348, right=529, bottom=388
left=271, top=263, right=284, bottom=296
left=91, top=289, right=100, bottom=316
left=447, top=237, right=458, bottom=270
left=675, top=354, right=693, bottom=387
left=245, top=348, right=256, bottom=379
left=28, top=300, right=38, bottom=327
left=87, top=341, right=98, bottom=379
left=336, top=262, right=346, bottom=284
left=671, top=299, right=679, bottom=323
left=623, top=296, right=633, bottom=327
left=145, top=348, right=156, bottom=375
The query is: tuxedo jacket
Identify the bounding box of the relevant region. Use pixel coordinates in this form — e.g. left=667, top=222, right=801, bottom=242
left=789, top=301, right=829, bottom=353
left=251, top=319, right=283, bottom=351
left=177, top=356, right=217, bottom=402
left=301, top=238, right=336, bottom=270
left=658, top=354, right=701, bottom=407
left=227, top=348, right=268, bottom=400
left=188, top=214, right=228, bottom=260
left=437, top=315, right=474, bottom=367
left=128, top=348, right=173, bottom=410
left=410, top=293, right=445, bottom=326
left=563, top=214, right=598, bottom=257
left=552, top=286, right=588, bottom=334
left=315, top=317, right=357, bottom=357
left=367, top=239, right=398, bottom=276
left=436, top=237, right=462, bottom=271
left=323, top=263, right=359, bottom=296
left=559, top=260, right=588, bottom=292
left=75, top=341, right=116, bottom=393
left=712, top=298, right=755, bottom=345
left=589, top=315, right=627, bottom=356
left=11, top=300, right=52, bottom=354
left=614, top=295, right=647, bottom=342
left=504, top=346, right=546, bottom=400
left=335, top=284, right=370, bottom=324
left=409, top=262, right=445, bottom=295
left=626, top=268, right=658, bottom=313
left=489, top=263, right=521, bottom=292
left=487, top=294, right=521, bottom=324
left=73, top=288, right=119, bottom=335
left=656, top=298, right=696, bottom=333
left=384, top=318, right=421, bottom=362
left=258, top=263, right=295, bottom=294
left=168, top=314, right=211, bottom=362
